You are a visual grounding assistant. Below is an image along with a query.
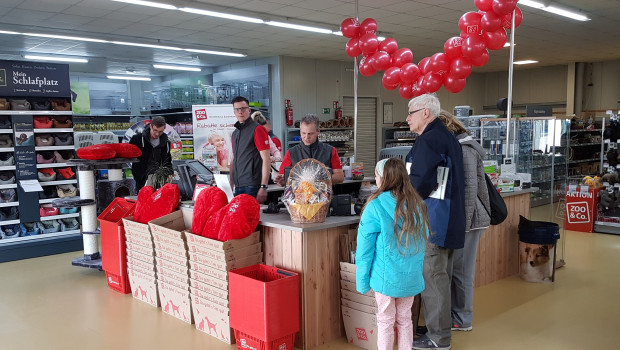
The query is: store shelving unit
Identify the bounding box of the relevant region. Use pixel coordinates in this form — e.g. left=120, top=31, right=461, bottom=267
left=286, top=127, right=354, bottom=156
left=382, top=126, right=417, bottom=148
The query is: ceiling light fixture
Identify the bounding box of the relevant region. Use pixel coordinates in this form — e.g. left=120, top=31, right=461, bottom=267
left=266, top=21, right=333, bottom=34
left=24, top=54, right=88, bottom=63
left=333, top=31, right=343, bottom=36
left=180, top=7, right=264, bottom=24
left=0, top=30, right=20, bottom=35
left=519, top=0, right=590, bottom=21
left=24, top=32, right=108, bottom=43
left=107, top=75, right=151, bottom=81
left=514, top=60, right=538, bottom=65
left=111, top=41, right=182, bottom=50
left=153, top=64, right=201, bottom=72
left=111, top=0, right=176, bottom=10
left=184, top=48, right=246, bottom=57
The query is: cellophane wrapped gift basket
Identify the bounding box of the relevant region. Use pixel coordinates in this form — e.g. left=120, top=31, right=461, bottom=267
left=282, top=159, right=332, bottom=223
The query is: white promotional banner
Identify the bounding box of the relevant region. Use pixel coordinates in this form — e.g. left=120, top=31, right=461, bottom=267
left=192, top=104, right=236, bottom=173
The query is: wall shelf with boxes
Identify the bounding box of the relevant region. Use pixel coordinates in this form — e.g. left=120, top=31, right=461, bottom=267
left=286, top=127, right=354, bottom=157
left=382, top=126, right=417, bottom=148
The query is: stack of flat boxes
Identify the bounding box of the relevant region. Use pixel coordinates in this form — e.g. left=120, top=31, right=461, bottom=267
left=340, top=262, right=379, bottom=350
left=184, top=230, right=263, bottom=344
left=149, top=212, right=193, bottom=324
left=123, top=216, right=159, bottom=307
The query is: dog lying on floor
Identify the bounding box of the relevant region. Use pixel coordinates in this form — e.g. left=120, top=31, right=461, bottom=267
left=520, top=243, right=554, bottom=282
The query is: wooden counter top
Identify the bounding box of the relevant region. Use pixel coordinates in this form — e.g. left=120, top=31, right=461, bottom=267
left=259, top=211, right=359, bottom=232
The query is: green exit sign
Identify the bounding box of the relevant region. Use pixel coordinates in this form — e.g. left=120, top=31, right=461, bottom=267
left=322, top=108, right=330, bottom=114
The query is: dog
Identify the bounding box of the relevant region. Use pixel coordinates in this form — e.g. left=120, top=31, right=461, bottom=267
left=520, top=243, right=554, bottom=282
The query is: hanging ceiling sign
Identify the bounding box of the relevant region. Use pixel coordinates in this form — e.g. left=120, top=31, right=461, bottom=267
left=0, top=59, right=70, bottom=97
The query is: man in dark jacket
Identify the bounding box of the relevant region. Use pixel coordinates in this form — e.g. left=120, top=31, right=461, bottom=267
left=129, top=116, right=172, bottom=191
left=407, top=94, right=465, bottom=350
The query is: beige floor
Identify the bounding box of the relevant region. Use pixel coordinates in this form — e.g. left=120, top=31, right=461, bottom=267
left=0, top=226, right=618, bottom=350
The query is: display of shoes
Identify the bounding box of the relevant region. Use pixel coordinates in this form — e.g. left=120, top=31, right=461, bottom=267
left=412, top=334, right=451, bottom=350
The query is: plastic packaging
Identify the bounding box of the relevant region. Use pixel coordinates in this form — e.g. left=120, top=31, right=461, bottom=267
left=282, top=159, right=332, bottom=223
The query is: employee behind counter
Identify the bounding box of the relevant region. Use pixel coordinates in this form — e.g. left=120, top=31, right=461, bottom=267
left=275, top=113, right=344, bottom=186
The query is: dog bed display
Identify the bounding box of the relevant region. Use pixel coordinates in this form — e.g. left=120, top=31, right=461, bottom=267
left=35, top=134, right=54, bottom=147
left=34, top=116, right=53, bottom=129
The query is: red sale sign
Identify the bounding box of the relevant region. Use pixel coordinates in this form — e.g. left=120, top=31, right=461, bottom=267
left=564, top=187, right=600, bottom=232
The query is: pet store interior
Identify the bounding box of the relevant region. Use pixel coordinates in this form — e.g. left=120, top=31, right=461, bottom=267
left=0, top=0, right=619, bottom=349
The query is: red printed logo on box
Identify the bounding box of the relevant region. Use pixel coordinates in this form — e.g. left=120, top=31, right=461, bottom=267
left=195, top=109, right=208, bottom=120
left=566, top=201, right=590, bottom=223
left=355, top=327, right=368, bottom=341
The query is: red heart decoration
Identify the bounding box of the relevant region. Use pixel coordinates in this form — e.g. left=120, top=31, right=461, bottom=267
left=217, top=194, right=260, bottom=242
left=192, top=186, right=228, bottom=236
left=134, top=184, right=180, bottom=224
left=201, top=205, right=227, bottom=240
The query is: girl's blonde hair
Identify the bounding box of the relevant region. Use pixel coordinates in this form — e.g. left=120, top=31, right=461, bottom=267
left=364, top=158, right=429, bottom=254
left=438, top=109, right=468, bottom=135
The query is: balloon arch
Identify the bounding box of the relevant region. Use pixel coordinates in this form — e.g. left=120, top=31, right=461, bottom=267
left=341, top=0, right=523, bottom=98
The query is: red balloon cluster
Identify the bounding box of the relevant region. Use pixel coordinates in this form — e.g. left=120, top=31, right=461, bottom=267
left=341, top=0, right=522, bottom=98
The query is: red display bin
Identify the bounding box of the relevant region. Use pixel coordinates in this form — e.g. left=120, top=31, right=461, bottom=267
left=229, top=264, right=299, bottom=344
left=98, top=198, right=136, bottom=293
left=233, top=330, right=295, bottom=350
left=564, top=187, right=600, bottom=233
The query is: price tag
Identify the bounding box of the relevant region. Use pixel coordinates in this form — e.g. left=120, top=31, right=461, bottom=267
left=580, top=185, right=589, bottom=194
left=568, top=184, right=577, bottom=193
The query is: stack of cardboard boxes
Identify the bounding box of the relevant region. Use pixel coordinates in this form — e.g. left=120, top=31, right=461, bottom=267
left=149, top=212, right=193, bottom=324
left=123, top=216, right=159, bottom=307
left=340, top=262, right=379, bottom=350
left=184, top=228, right=263, bottom=344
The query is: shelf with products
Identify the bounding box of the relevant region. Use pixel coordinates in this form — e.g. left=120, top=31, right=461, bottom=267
left=0, top=201, right=19, bottom=208
left=0, top=230, right=82, bottom=245
left=0, top=110, right=72, bottom=116
left=39, top=179, right=77, bottom=186
left=35, top=146, right=75, bottom=151
left=33, top=128, right=73, bottom=133
left=0, top=165, right=16, bottom=171
left=286, top=127, right=354, bottom=156
left=382, top=126, right=417, bottom=149
left=0, top=129, right=13, bottom=134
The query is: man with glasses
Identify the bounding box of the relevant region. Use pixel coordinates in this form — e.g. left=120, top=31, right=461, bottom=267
left=406, top=94, right=465, bottom=350
left=229, top=96, right=271, bottom=203
left=129, top=116, right=172, bottom=191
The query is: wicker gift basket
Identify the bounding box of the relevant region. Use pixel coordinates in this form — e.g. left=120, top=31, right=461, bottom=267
left=282, top=159, right=333, bottom=223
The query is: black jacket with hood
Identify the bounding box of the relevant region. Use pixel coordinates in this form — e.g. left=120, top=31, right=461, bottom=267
left=129, top=124, right=172, bottom=184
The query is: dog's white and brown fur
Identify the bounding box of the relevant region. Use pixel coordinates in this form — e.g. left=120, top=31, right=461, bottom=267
left=520, top=243, right=554, bottom=282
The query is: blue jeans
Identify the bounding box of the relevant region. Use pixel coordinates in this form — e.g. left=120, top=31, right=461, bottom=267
left=234, top=185, right=259, bottom=198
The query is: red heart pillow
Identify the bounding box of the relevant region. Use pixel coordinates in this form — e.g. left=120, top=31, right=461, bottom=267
left=134, top=184, right=180, bottom=224
left=134, top=186, right=155, bottom=223
left=217, top=194, right=260, bottom=242
left=113, top=143, right=142, bottom=158
left=201, top=205, right=227, bottom=239
left=192, top=186, right=228, bottom=236
left=76, top=144, right=116, bottom=160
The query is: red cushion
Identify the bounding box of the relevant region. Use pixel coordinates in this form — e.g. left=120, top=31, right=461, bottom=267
left=113, top=143, right=142, bottom=158
left=76, top=144, right=116, bottom=160
left=191, top=186, right=228, bottom=235
left=34, top=116, right=52, bottom=128
left=133, top=183, right=180, bottom=224
left=134, top=186, right=155, bottom=223
left=201, top=205, right=227, bottom=239
left=217, top=194, right=260, bottom=242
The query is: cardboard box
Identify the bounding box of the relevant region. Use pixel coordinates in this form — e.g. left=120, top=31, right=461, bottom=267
left=187, top=242, right=262, bottom=262
left=158, top=280, right=193, bottom=324
left=340, top=261, right=356, bottom=274
left=155, top=249, right=189, bottom=266
left=129, top=263, right=156, bottom=279
left=188, top=260, right=229, bottom=281
left=183, top=230, right=260, bottom=253
left=126, top=249, right=155, bottom=265
left=341, top=289, right=377, bottom=307
left=157, top=265, right=190, bottom=285
left=342, top=305, right=378, bottom=350
left=148, top=210, right=189, bottom=239
left=190, top=286, right=229, bottom=307
left=128, top=268, right=159, bottom=307
left=154, top=241, right=188, bottom=258
left=158, top=271, right=190, bottom=291
left=188, top=252, right=263, bottom=272
left=152, top=231, right=186, bottom=251
left=125, top=231, right=154, bottom=248
left=189, top=269, right=228, bottom=290
left=189, top=278, right=228, bottom=300
left=155, top=256, right=188, bottom=274
left=340, top=279, right=375, bottom=296
left=126, top=241, right=155, bottom=257
left=122, top=216, right=151, bottom=235
left=341, top=298, right=378, bottom=314
left=127, top=254, right=156, bottom=272
left=190, top=293, right=234, bottom=344
left=340, top=270, right=356, bottom=283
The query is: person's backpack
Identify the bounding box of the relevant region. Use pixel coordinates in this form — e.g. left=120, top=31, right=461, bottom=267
left=481, top=174, right=508, bottom=225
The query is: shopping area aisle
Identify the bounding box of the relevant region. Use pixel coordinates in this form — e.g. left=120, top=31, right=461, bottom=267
left=0, top=225, right=618, bottom=350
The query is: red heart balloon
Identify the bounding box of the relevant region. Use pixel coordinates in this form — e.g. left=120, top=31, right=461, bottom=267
left=444, top=37, right=463, bottom=60
left=391, top=48, right=413, bottom=68
left=360, top=18, right=378, bottom=34
left=378, top=38, right=399, bottom=54
left=340, top=18, right=360, bottom=38
left=345, top=36, right=362, bottom=57
left=400, top=63, right=421, bottom=83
